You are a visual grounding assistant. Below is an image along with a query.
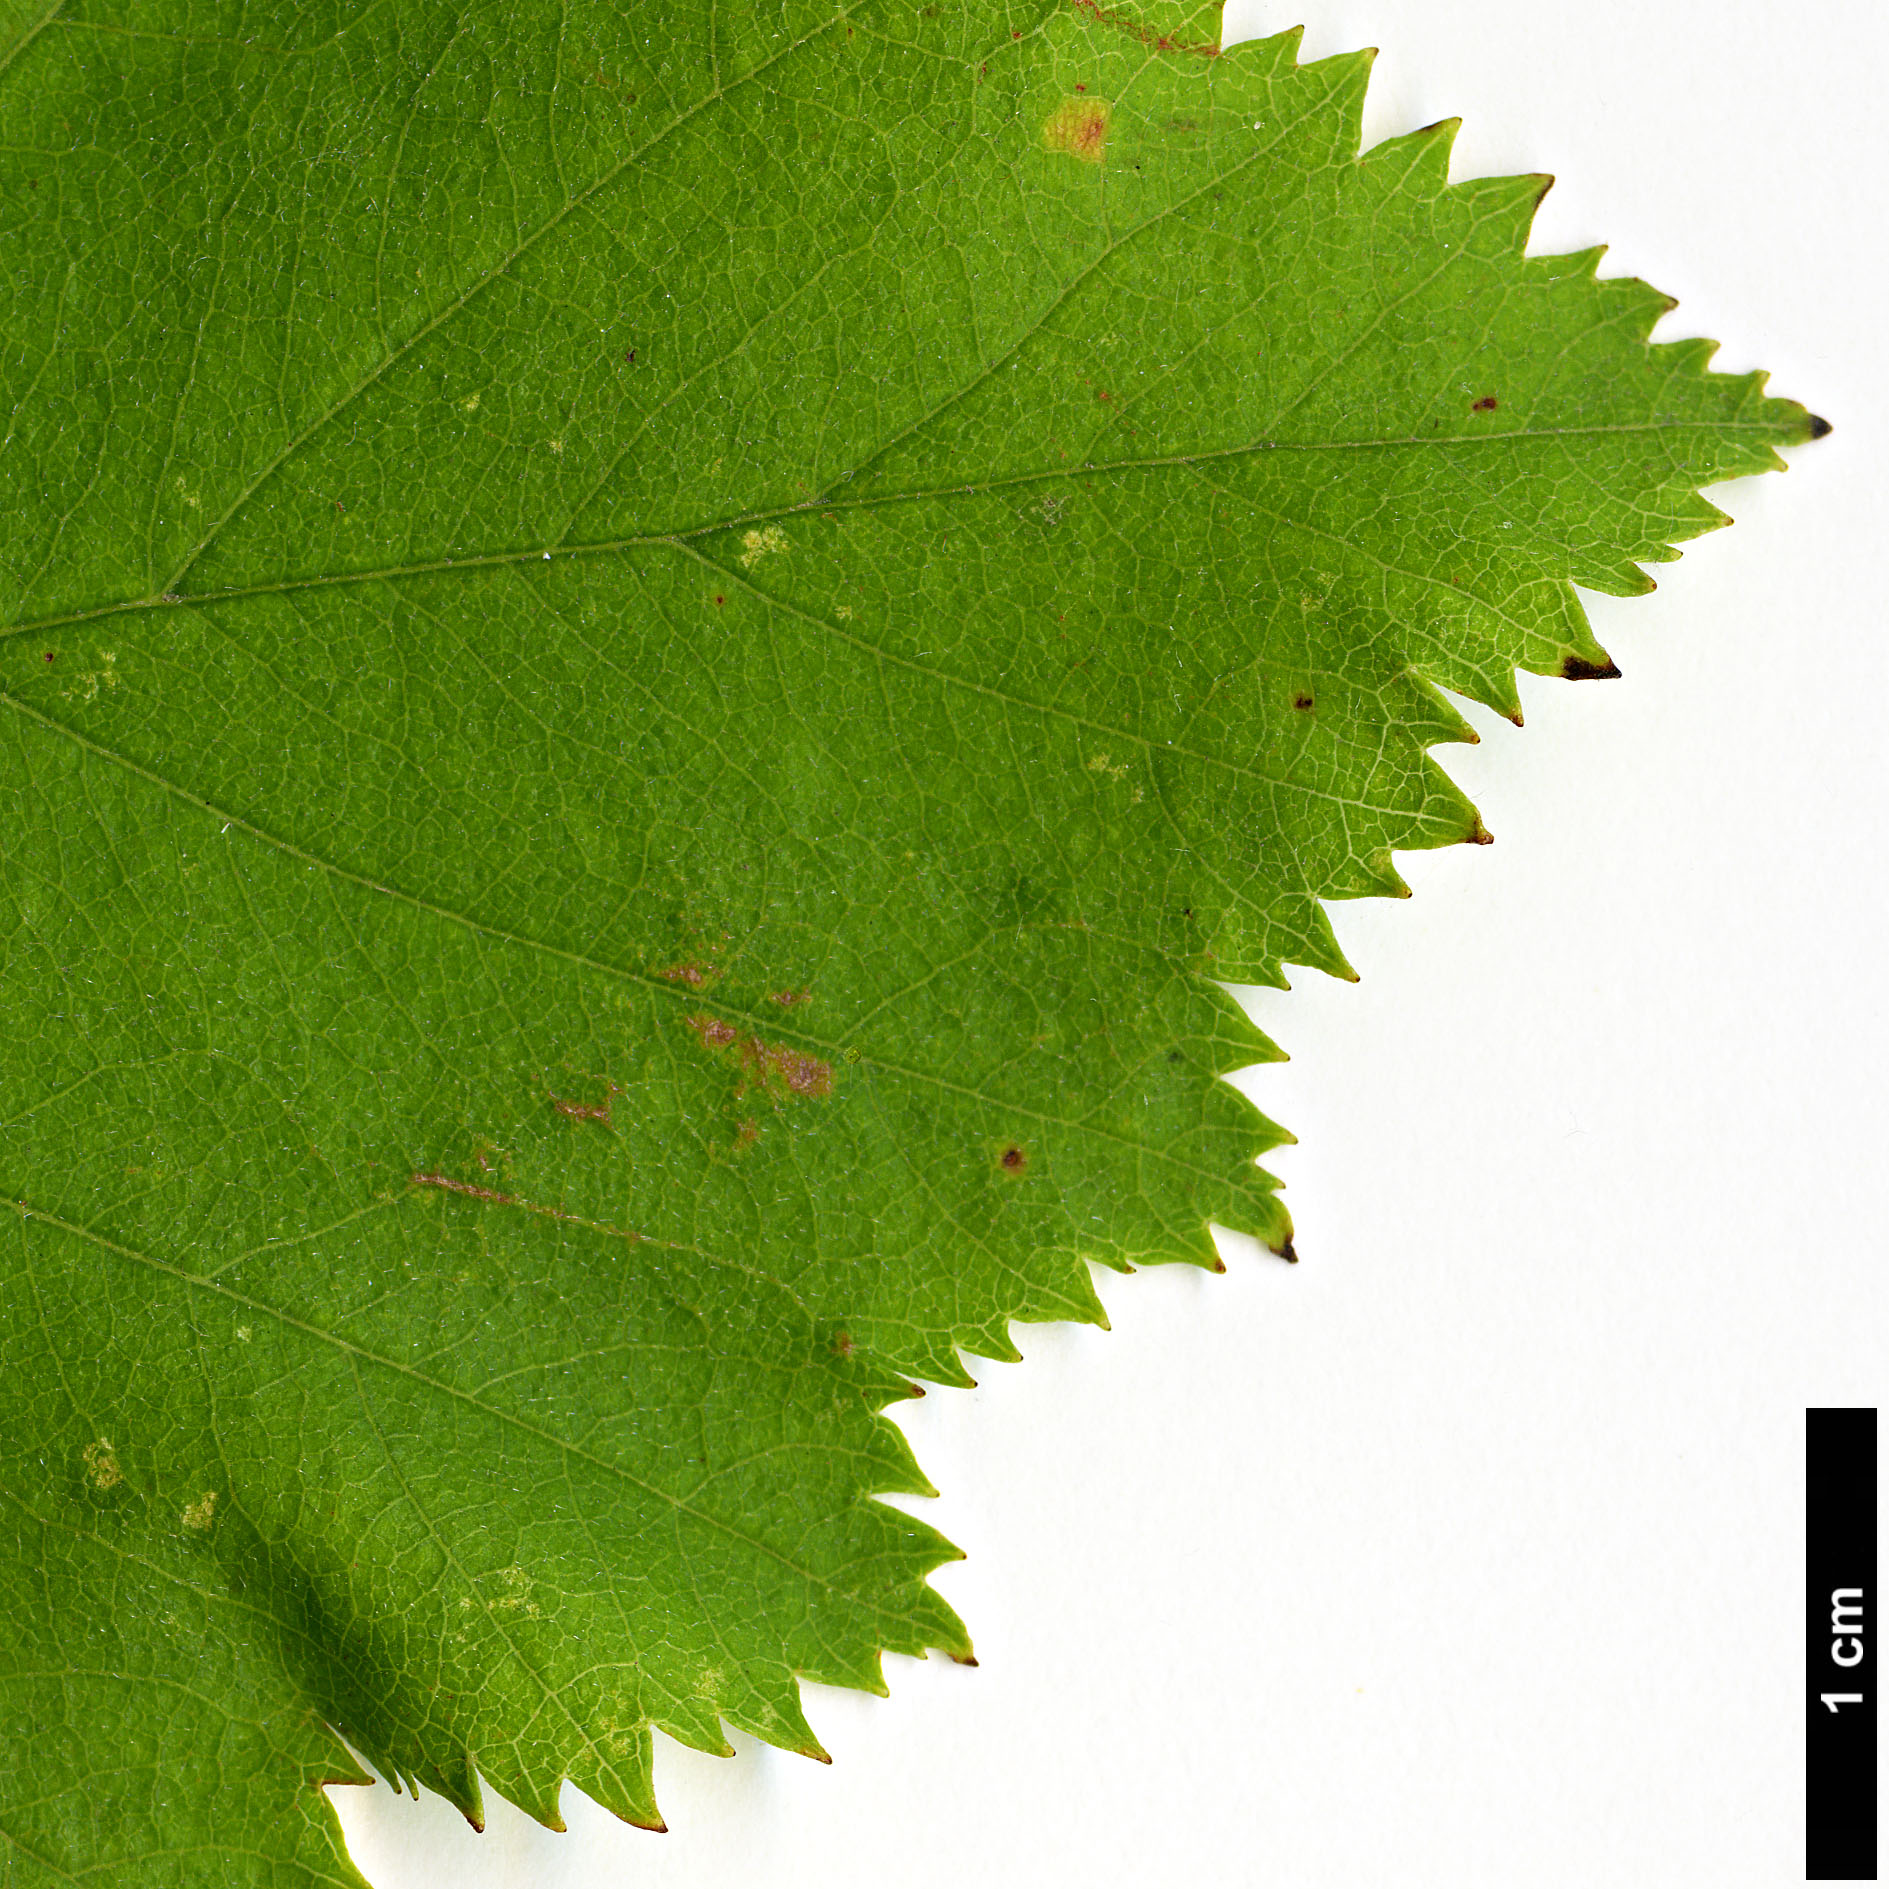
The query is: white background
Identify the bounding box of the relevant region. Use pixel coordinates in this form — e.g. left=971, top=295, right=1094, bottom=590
left=330, top=0, right=1886, bottom=1881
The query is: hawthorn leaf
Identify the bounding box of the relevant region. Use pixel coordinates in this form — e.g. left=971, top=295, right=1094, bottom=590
left=0, top=0, right=1820, bottom=1878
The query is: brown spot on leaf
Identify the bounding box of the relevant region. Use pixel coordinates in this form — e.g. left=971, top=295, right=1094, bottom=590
left=1472, top=395, right=1498, bottom=412
left=1465, top=816, right=1494, bottom=846
left=688, top=1015, right=739, bottom=1050
left=770, top=988, right=811, bottom=1006
left=686, top=1015, right=834, bottom=1101
left=1560, top=653, right=1622, bottom=681
left=999, top=1145, right=1028, bottom=1174
left=658, top=962, right=717, bottom=987
left=1292, top=691, right=1314, bottom=710
left=410, top=1172, right=646, bottom=1241
left=412, top=1171, right=515, bottom=1207
left=1067, top=0, right=1218, bottom=54
left=767, top=1044, right=834, bottom=1099
left=833, top=1329, right=855, bottom=1358
left=1043, top=96, right=1111, bottom=163
left=552, top=1089, right=615, bottom=1125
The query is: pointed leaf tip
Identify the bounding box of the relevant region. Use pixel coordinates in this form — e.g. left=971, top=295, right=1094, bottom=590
left=1561, top=654, right=1622, bottom=682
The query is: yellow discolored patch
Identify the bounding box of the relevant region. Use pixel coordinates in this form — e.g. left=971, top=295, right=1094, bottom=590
left=485, top=1564, right=540, bottom=1615
left=738, top=524, right=789, bottom=569
left=62, top=649, right=118, bottom=706
left=82, top=1439, right=121, bottom=1492
left=1043, top=95, right=1111, bottom=163
left=181, top=1490, right=218, bottom=1532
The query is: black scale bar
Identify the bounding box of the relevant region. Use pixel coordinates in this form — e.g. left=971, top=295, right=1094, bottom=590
left=1809, top=1407, right=1876, bottom=1880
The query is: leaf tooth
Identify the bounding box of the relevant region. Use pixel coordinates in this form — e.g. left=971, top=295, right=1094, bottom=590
left=1295, top=43, right=1377, bottom=160
left=1577, top=271, right=1688, bottom=344
left=1359, top=846, right=1412, bottom=900
left=888, top=1333, right=981, bottom=1390
left=1444, top=169, right=1557, bottom=257
left=1262, top=22, right=1307, bottom=70
left=906, top=1582, right=975, bottom=1665
left=1208, top=1168, right=1294, bottom=1259
left=734, top=1680, right=832, bottom=1760
left=864, top=1406, right=942, bottom=1501
left=649, top=1694, right=735, bottom=1760
left=1398, top=667, right=1484, bottom=750
left=1557, top=652, right=1623, bottom=683
left=1410, top=643, right=1527, bottom=727
left=1009, top=1251, right=1112, bottom=1333
left=965, top=1316, right=1025, bottom=1364
left=1359, top=115, right=1461, bottom=191
left=472, top=1752, right=567, bottom=1833
left=1533, top=243, right=1612, bottom=284
left=1647, top=332, right=1722, bottom=375
left=1574, top=560, right=1662, bottom=599
left=1222, top=894, right=1355, bottom=987
left=566, top=1721, right=666, bottom=1833
left=436, top=1753, right=484, bottom=1831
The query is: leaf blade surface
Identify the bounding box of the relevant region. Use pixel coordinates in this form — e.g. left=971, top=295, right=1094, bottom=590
left=0, top=0, right=1816, bottom=1875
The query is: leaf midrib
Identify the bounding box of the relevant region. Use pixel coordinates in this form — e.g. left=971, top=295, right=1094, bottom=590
left=0, top=415, right=1771, bottom=644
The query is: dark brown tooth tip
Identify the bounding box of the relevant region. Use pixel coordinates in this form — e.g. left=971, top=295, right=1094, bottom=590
left=1280, top=1238, right=1299, bottom=1265
left=1808, top=413, right=1834, bottom=439
left=1560, top=654, right=1622, bottom=682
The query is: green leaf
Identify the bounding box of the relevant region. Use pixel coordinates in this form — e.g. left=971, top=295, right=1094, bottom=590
left=0, top=0, right=1817, bottom=1876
